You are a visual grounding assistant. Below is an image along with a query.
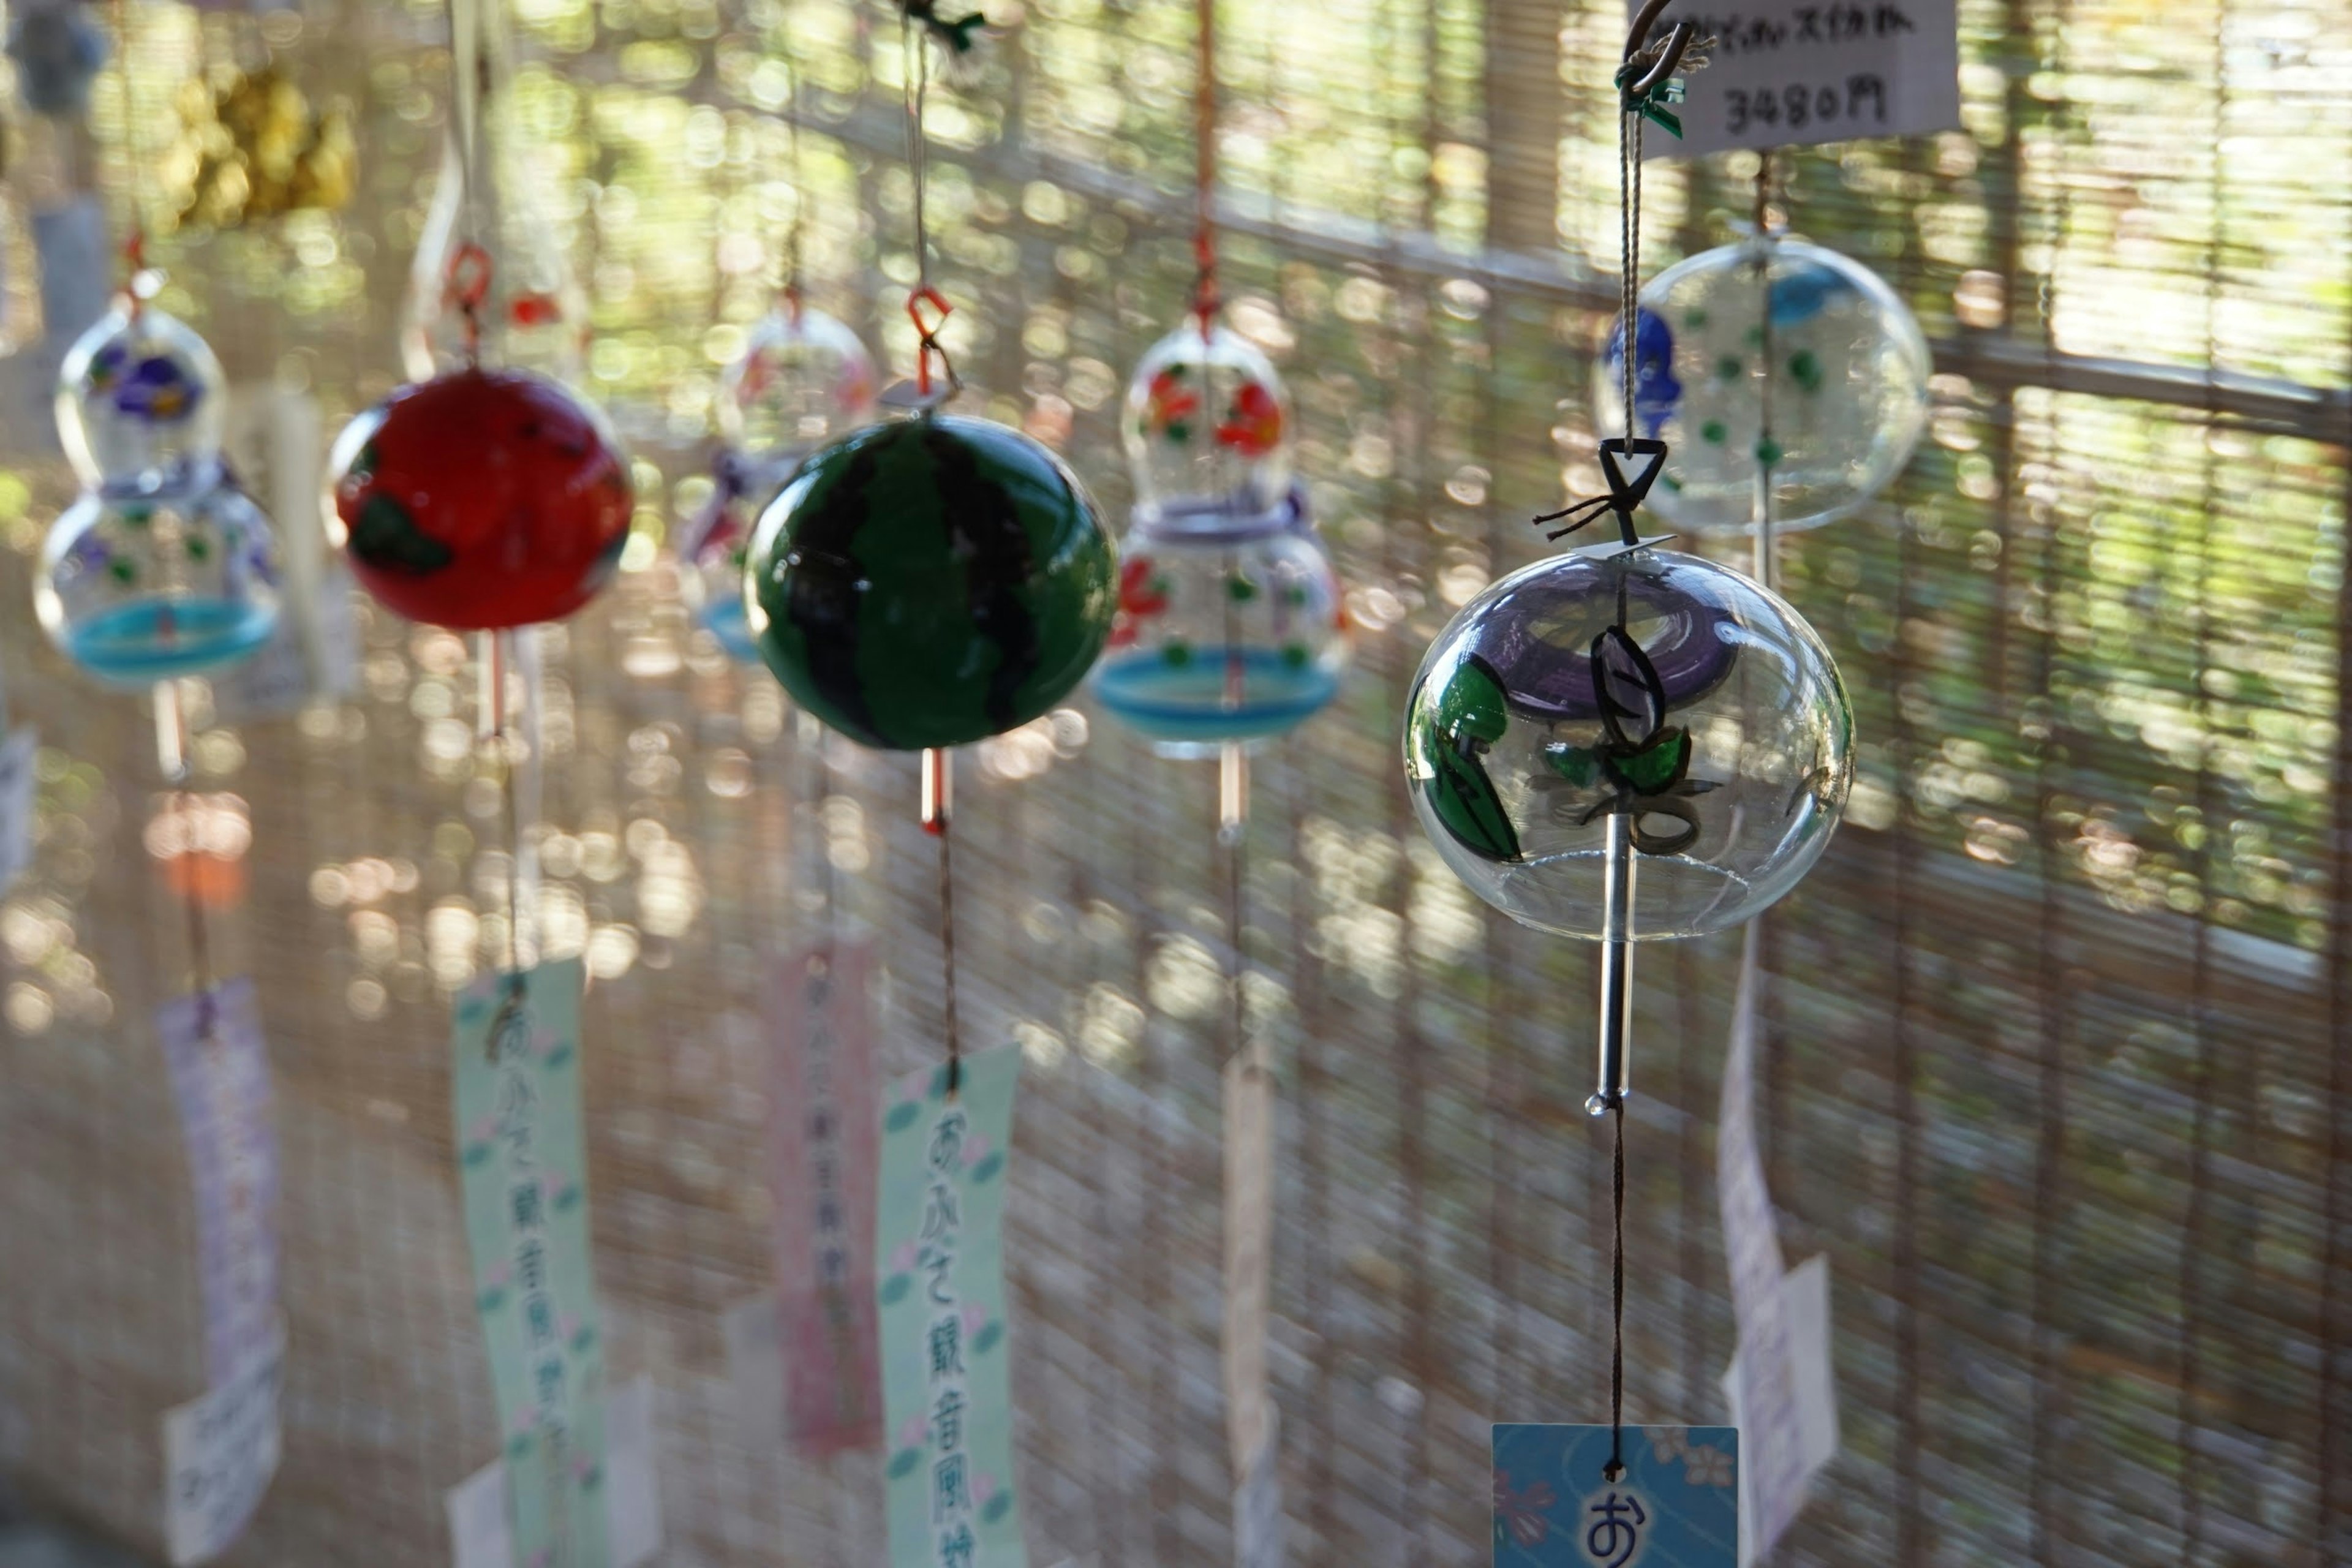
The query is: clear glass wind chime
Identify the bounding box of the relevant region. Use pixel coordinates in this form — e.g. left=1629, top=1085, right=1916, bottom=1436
left=1406, top=0, right=1853, bottom=1471
left=679, top=41, right=879, bottom=667
left=34, top=0, right=285, bottom=1020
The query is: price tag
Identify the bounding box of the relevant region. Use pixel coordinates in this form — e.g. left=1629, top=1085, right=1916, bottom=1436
left=161, top=1322, right=286, bottom=1566
left=0, top=727, right=37, bottom=893
left=1642, top=1, right=1959, bottom=157
left=1492, top=1423, right=1737, bottom=1567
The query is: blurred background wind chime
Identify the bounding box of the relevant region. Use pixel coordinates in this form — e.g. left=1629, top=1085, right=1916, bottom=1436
left=1086, top=0, right=1348, bottom=1536
left=1408, top=0, right=1852, bottom=1472
left=34, top=0, right=285, bottom=1012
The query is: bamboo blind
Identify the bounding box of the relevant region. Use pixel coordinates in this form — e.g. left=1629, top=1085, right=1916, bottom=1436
left=0, top=0, right=2345, bottom=1563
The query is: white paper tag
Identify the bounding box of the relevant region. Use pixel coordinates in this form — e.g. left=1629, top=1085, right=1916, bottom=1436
left=446, top=1374, right=665, bottom=1568
left=720, top=1292, right=789, bottom=1452
left=1643, top=1, right=1959, bottom=157
left=0, top=727, right=37, bottom=893
left=1721, top=1255, right=1840, bottom=1567
left=161, top=1322, right=286, bottom=1566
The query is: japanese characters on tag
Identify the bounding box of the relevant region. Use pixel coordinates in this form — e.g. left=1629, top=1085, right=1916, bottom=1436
left=1638, top=1, right=1959, bottom=157
left=1493, top=1424, right=1738, bottom=1568
left=876, top=1045, right=1027, bottom=1568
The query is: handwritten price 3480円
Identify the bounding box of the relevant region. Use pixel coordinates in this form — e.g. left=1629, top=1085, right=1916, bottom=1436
left=1723, top=74, right=1890, bottom=135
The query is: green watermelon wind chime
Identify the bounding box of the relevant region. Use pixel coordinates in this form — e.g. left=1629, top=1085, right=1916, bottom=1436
left=739, top=12, right=1114, bottom=1556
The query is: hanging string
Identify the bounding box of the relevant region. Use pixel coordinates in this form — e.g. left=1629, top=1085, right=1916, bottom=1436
left=1190, top=0, right=1219, bottom=331
left=780, top=28, right=804, bottom=315
left=1750, top=153, right=1781, bottom=588
left=900, top=12, right=958, bottom=398
left=107, top=0, right=149, bottom=314
left=153, top=682, right=218, bottom=1038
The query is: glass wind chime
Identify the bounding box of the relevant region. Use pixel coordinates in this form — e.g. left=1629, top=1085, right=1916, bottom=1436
left=1406, top=0, right=1853, bottom=1471
left=1591, top=154, right=1931, bottom=584
left=35, top=0, right=282, bottom=696
left=1092, top=1, right=1346, bottom=819
left=679, top=45, right=878, bottom=667
left=741, top=0, right=1114, bottom=1085
left=33, top=0, right=286, bottom=1019
left=328, top=0, right=630, bottom=989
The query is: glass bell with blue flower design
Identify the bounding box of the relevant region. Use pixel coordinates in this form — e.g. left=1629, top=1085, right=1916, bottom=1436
left=1593, top=234, right=1929, bottom=535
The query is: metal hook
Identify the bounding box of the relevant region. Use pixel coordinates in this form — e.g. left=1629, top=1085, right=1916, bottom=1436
left=1619, top=0, right=1696, bottom=105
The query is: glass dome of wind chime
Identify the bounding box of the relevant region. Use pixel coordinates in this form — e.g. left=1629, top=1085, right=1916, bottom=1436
left=679, top=53, right=879, bottom=666
left=1406, top=2, right=1853, bottom=1116
left=34, top=0, right=283, bottom=691
left=1591, top=157, right=1931, bottom=538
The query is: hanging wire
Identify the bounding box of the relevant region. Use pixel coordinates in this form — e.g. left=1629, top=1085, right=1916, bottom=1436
left=1190, top=0, right=1219, bottom=331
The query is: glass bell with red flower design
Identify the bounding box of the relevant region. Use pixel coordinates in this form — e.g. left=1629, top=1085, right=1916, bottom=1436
left=1095, top=314, right=1347, bottom=755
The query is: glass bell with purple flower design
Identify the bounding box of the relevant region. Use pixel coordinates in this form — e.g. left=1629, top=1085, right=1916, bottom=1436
left=55, top=303, right=228, bottom=492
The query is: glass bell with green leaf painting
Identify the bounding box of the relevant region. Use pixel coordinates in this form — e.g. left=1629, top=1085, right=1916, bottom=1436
left=35, top=466, right=282, bottom=687
left=1403, top=544, right=1852, bottom=939
left=1594, top=233, right=1930, bottom=534
left=1095, top=315, right=1348, bottom=755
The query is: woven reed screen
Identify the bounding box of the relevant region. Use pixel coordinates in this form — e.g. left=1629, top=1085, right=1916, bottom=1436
left=0, top=0, right=2346, bottom=1563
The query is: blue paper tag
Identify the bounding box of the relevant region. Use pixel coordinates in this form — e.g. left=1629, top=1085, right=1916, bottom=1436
left=1493, top=1424, right=1738, bottom=1568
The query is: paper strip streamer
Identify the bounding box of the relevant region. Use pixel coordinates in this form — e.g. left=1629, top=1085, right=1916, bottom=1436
left=162, top=1319, right=286, bottom=1566
left=452, top=958, right=611, bottom=1568
left=0, top=726, right=36, bottom=894
left=876, top=1043, right=1026, bottom=1568
left=1222, top=1044, right=1276, bottom=1479
left=771, top=937, right=884, bottom=1458
left=159, top=979, right=282, bottom=1388
left=1716, top=929, right=1835, bottom=1560
left=1492, top=1423, right=1738, bottom=1567
left=156, top=979, right=283, bottom=1564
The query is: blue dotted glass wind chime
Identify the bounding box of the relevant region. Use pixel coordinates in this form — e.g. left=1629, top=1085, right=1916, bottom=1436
left=1406, top=0, right=1853, bottom=1475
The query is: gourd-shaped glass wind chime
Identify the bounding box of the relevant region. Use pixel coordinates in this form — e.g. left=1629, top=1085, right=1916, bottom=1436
left=327, top=0, right=630, bottom=976
left=1092, top=0, right=1347, bottom=825
left=742, top=0, right=1115, bottom=1080
left=1406, top=0, right=1852, bottom=1465
left=35, top=0, right=282, bottom=693
left=32, top=0, right=284, bottom=1027
left=679, top=50, right=878, bottom=666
